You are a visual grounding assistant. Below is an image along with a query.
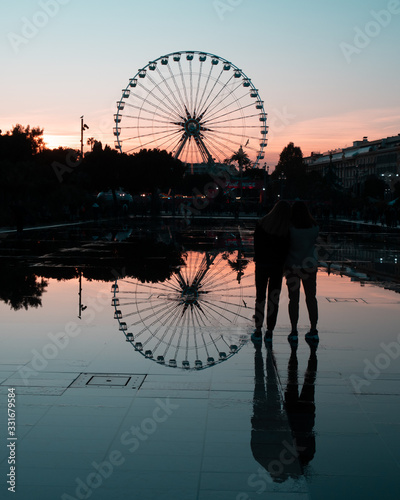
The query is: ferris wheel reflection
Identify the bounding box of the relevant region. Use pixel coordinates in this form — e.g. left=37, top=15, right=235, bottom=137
left=112, top=250, right=255, bottom=370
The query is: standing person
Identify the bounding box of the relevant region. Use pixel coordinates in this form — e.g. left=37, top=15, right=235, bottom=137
left=252, top=200, right=291, bottom=343
left=285, top=201, right=319, bottom=343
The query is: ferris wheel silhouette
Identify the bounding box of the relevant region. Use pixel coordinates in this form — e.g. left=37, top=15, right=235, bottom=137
left=114, top=50, right=268, bottom=169
left=112, top=250, right=254, bottom=370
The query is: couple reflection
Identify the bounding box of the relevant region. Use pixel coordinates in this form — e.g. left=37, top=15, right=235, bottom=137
left=251, top=341, right=318, bottom=483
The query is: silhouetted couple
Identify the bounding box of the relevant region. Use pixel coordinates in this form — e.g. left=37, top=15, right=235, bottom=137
left=252, top=200, right=319, bottom=344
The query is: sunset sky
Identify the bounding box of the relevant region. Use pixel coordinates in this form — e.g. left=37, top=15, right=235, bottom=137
left=1, top=0, right=399, bottom=167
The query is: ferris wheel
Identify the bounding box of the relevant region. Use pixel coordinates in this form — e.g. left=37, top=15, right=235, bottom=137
left=114, top=50, right=268, bottom=168
left=111, top=250, right=254, bottom=371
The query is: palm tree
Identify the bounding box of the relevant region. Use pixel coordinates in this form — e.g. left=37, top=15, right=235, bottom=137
left=87, top=137, right=95, bottom=151
left=225, top=145, right=252, bottom=204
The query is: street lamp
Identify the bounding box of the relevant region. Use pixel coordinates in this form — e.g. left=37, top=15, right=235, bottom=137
left=278, top=172, right=286, bottom=198
left=80, top=116, right=89, bottom=158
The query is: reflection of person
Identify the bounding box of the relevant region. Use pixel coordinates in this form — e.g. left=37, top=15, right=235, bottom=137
left=252, top=201, right=291, bottom=342
left=251, top=345, right=302, bottom=484
left=284, top=342, right=318, bottom=468
left=285, top=201, right=319, bottom=343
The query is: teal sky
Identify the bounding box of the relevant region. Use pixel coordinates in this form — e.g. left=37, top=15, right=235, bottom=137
left=1, top=0, right=399, bottom=165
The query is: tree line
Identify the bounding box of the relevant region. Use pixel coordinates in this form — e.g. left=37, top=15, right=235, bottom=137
left=1, top=124, right=393, bottom=228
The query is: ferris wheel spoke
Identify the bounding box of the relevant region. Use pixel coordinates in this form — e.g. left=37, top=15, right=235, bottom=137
left=123, top=129, right=183, bottom=153
left=152, top=302, right=185, bottom=346
left=149, top=281, right=183, bottom=294
left=199, top=72, right=235, bottom=117
left=208, top=112, right=262, bottom=129
left=145, top=72, right=186, bottom=120
left=203, top=295, right=244, bottom=312
left=200, top=136, right=228, bottom=164
left=207, top=134, right=262, bottom=153
left=184, top=139, right=193, bottom=166
left=198, top=298, right=231, bottom=324
left=206, top=328, right=221, bottom=353
left=129, top=280, right=181, bottom=294
left=166, top=63, right=187, bottom=117
left=135, top=300, right=183, bottom=335
left=123, top=99, right=177, bottom=123
left=120, top=128, right=178, bottom=145
left=210, top=282, right=255, bottom=293
left=130, top=300, right=179, bottom=326
left=189, top=59, right=194, bottom=114
left=200, top=298, right=250, bottom=322
left=191, top=310, right=201, bottom=361
left=199, top=79, right=245, bottom=121
left=123, top=97, right=174, bottom=120
left=200, top=266, right=236, bottom=290
left=201, top=270, right=237, bottom=289
left=155, top=66, right=186, bottom=117
left=203, top=134, right=238, bottom=159
left=193, top=60, right=205, bottom=115
left=178, top=60, right=190, bottom=112
left=118, top=114, right=173, bottom=127
left=173, top=314, right=188, bottom=359
left=196, top=67, right=225, bottom=117
left=208, top=133, right=258, bottom=157
left=196, top=62, right=216, bottom=117
left=192, top=304, right=206, bottom=329
left=154, top=312, right=182, bottom=353
left=204, top=101, right=259, bottom=126
left=137, top=77, right=184, bottom=120
left=202, top=94, right=249, bottom=124
left=197, top=70, right=236, bottom=120
left=149, top=68, right=185, bottom=117
left=207, top=127, right=262, bottom=143
left=156, top=130, right=185, bottom=152
left=210, top=124, right=262, bottom=129
left=199, top=327, right=211, bottom=359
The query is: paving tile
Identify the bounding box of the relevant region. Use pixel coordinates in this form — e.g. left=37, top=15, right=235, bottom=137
left=306, top=474, right=400, bottom=500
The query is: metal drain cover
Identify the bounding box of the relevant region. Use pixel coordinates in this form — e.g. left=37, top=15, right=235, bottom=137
left=69, top=373, right=146, bottom=389
left=88, top=376, right=130, bottom=386
left=326, top=297, right=367, bottom=303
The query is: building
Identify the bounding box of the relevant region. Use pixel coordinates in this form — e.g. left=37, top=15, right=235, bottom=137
left=304, top=134, right=400, bottom=193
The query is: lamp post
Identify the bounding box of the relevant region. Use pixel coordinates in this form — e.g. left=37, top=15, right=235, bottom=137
left=80, top=116, right=89, bottom=158
left=278, top=172, right=286, bottom=199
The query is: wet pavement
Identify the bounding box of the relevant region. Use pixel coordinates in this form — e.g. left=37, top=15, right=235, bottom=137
left=0, top=218, right=399, bottom=499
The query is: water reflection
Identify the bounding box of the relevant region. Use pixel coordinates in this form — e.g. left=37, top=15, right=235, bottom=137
left=112, top=251, right=254, bottom=370
left=251, top=343, right=317, bottom=483
left=0, top=267, right=47, bottom=310
left=284, top=342, right=318, bottom=470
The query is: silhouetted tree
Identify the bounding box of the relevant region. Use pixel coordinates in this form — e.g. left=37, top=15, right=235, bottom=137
left=0, top=268, right=48, bottom=310
left=0, top=124, right=45, bottom=161
left=273, top=142, right=305, bottom=180
left=270, top=142, right=306, bottom=198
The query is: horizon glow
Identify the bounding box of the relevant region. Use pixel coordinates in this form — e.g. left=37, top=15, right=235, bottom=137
left=1, top=0, right=399, bottom=167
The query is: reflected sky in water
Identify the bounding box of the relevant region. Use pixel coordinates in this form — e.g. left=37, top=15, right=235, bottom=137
left=0, top=220, right=400, bottom=499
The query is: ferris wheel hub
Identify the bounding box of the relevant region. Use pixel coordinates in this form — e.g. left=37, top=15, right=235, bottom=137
left=181, top=284, right=199, bottom=304
left=185, top=118, right=201, bottom=136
